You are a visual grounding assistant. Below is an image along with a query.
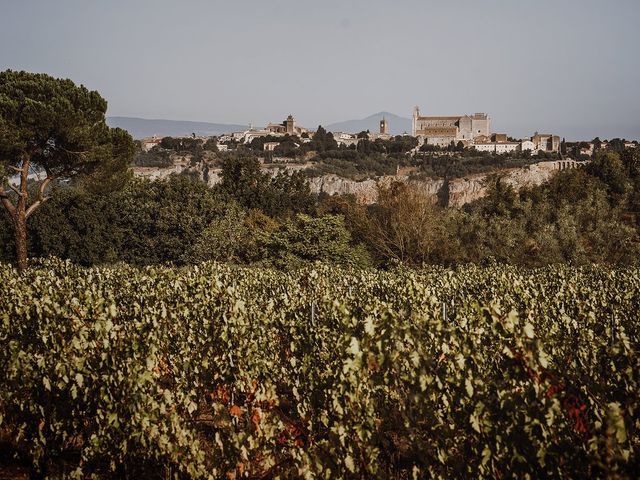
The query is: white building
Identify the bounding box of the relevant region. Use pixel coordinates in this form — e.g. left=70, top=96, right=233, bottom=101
left=242, top=129, right=272, bottom=144
left=333, top=132, right=359, bottom=147
left=472, top=142, right=519, bottom=154
left=141, top=136, right=161, bottom=151
left=473, top=143, right=497, bottom=153
left=520, top=140, right=535, bottom=153
left=495, top=142, right=519, bottom=154
left=230, top=131, right=246, bottom=141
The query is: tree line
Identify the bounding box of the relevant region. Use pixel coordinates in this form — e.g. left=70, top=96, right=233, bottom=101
left=2, top=147, right=639, bottom=269
left=2, top=70, right=639, bottom=271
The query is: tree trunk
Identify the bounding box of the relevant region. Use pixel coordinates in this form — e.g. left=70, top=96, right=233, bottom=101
left=0, top=154, right=46, bottom=272
left=13, top=208, right=28, bottom=272
left=14, top=155, right=30, bottom=272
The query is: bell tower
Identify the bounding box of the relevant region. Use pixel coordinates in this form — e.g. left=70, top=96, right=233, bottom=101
left=412, top=106, right=420, bottom=136
left=379, top=116, right=388, bottom=135
left=285, top=114, right=295, bottom=134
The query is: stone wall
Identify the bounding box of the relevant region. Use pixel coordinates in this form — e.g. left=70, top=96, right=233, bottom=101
left=470, top=117, right=491, bottom=138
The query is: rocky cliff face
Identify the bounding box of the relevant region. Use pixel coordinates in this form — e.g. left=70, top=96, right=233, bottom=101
left=308, top=176, right=382, bottom=204
left=309, top=160, right=581, bottom=206
left=134, top=160, right=582, bottom=207
left=446, top=160, right=579, bottom=206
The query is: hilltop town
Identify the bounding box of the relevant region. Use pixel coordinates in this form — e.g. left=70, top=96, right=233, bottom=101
left=132, top=108, right=637, bottom=205
left=3, top=1, right=640, bottom=477
left=139, top=108, right=569, bottom=155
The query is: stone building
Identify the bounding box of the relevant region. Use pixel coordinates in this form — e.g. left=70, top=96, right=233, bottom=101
left=412, top=106, right=490, bottom=146
left=380, top=117, right=389, bottom=135
left=472, top=141, right=519, bottom=154
left=531, top=133, right=560, bottom=153
left=520, top=139, right=536, bottom=153
left=141, top=136, right=161, bottom=151
left=333, top=132, right=359, bottom=147
left=228, top=115, right=311, bottom=145
left=263, top=142, right=280, bottom=152
left=472, top=135, right=559, bottom=155
left=265, top=115, right=309, bottom=136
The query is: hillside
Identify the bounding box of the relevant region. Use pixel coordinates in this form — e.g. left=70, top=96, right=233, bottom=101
left=106, top=116, right=247, bottom=139
left=325, top=111, right=412, bottom=135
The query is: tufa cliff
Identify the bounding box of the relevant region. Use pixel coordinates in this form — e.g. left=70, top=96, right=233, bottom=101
left=134, top=160, right=582, bottom=207
left=309, top=160, right=581, bottom=206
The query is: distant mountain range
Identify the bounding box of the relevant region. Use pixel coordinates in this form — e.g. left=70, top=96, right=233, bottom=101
left=325, top=112, right=412, bottom=136
left=108, top=112, right=413, bottom=139
left=107, top=114, right=637, bottom=142
left=106, top=117, right=248, bottom=139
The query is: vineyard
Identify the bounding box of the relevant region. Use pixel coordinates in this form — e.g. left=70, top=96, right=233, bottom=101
left=0, top=259, right=638, bottom=478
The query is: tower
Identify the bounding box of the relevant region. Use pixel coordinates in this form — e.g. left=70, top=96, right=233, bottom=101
left=285, top=114, right=295, bottom=134
left=379, top=116, right=388, bottom=135
left=412, top=106, right=420, bottom=136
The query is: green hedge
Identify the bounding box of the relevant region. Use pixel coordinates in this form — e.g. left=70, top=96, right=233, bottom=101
left=0, top=260, right=638, bottom=478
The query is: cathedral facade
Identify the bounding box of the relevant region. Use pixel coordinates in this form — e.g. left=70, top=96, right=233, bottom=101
left=412, top=106, right=490, bottom=146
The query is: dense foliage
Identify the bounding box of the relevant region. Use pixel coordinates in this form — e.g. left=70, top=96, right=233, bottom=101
left=2, top=150, right=640, bottom=268
left=216, top=155, right=315, bottom=218
left=0, top=69, right=135, bottom=270
left=132, top=147, right=174, bottom=168
left=304, top=152, right=406, bottom=179
left=412, top=153, right=540, bottom=179
left=0, top=261, right=638, bottom=478
left=2, top=69, right=638, bottom=480
left=324, top=161, right=640, bottom=267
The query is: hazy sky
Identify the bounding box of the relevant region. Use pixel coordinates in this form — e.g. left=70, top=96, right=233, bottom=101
left=1, top=0, right=639, bottom=140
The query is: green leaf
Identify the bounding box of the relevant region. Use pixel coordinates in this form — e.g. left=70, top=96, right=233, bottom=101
left=465, top=378, right=474, bottom=398
left=523, top=322, right=535, bottom=339
left=344, top=455, right=355, bottom=473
